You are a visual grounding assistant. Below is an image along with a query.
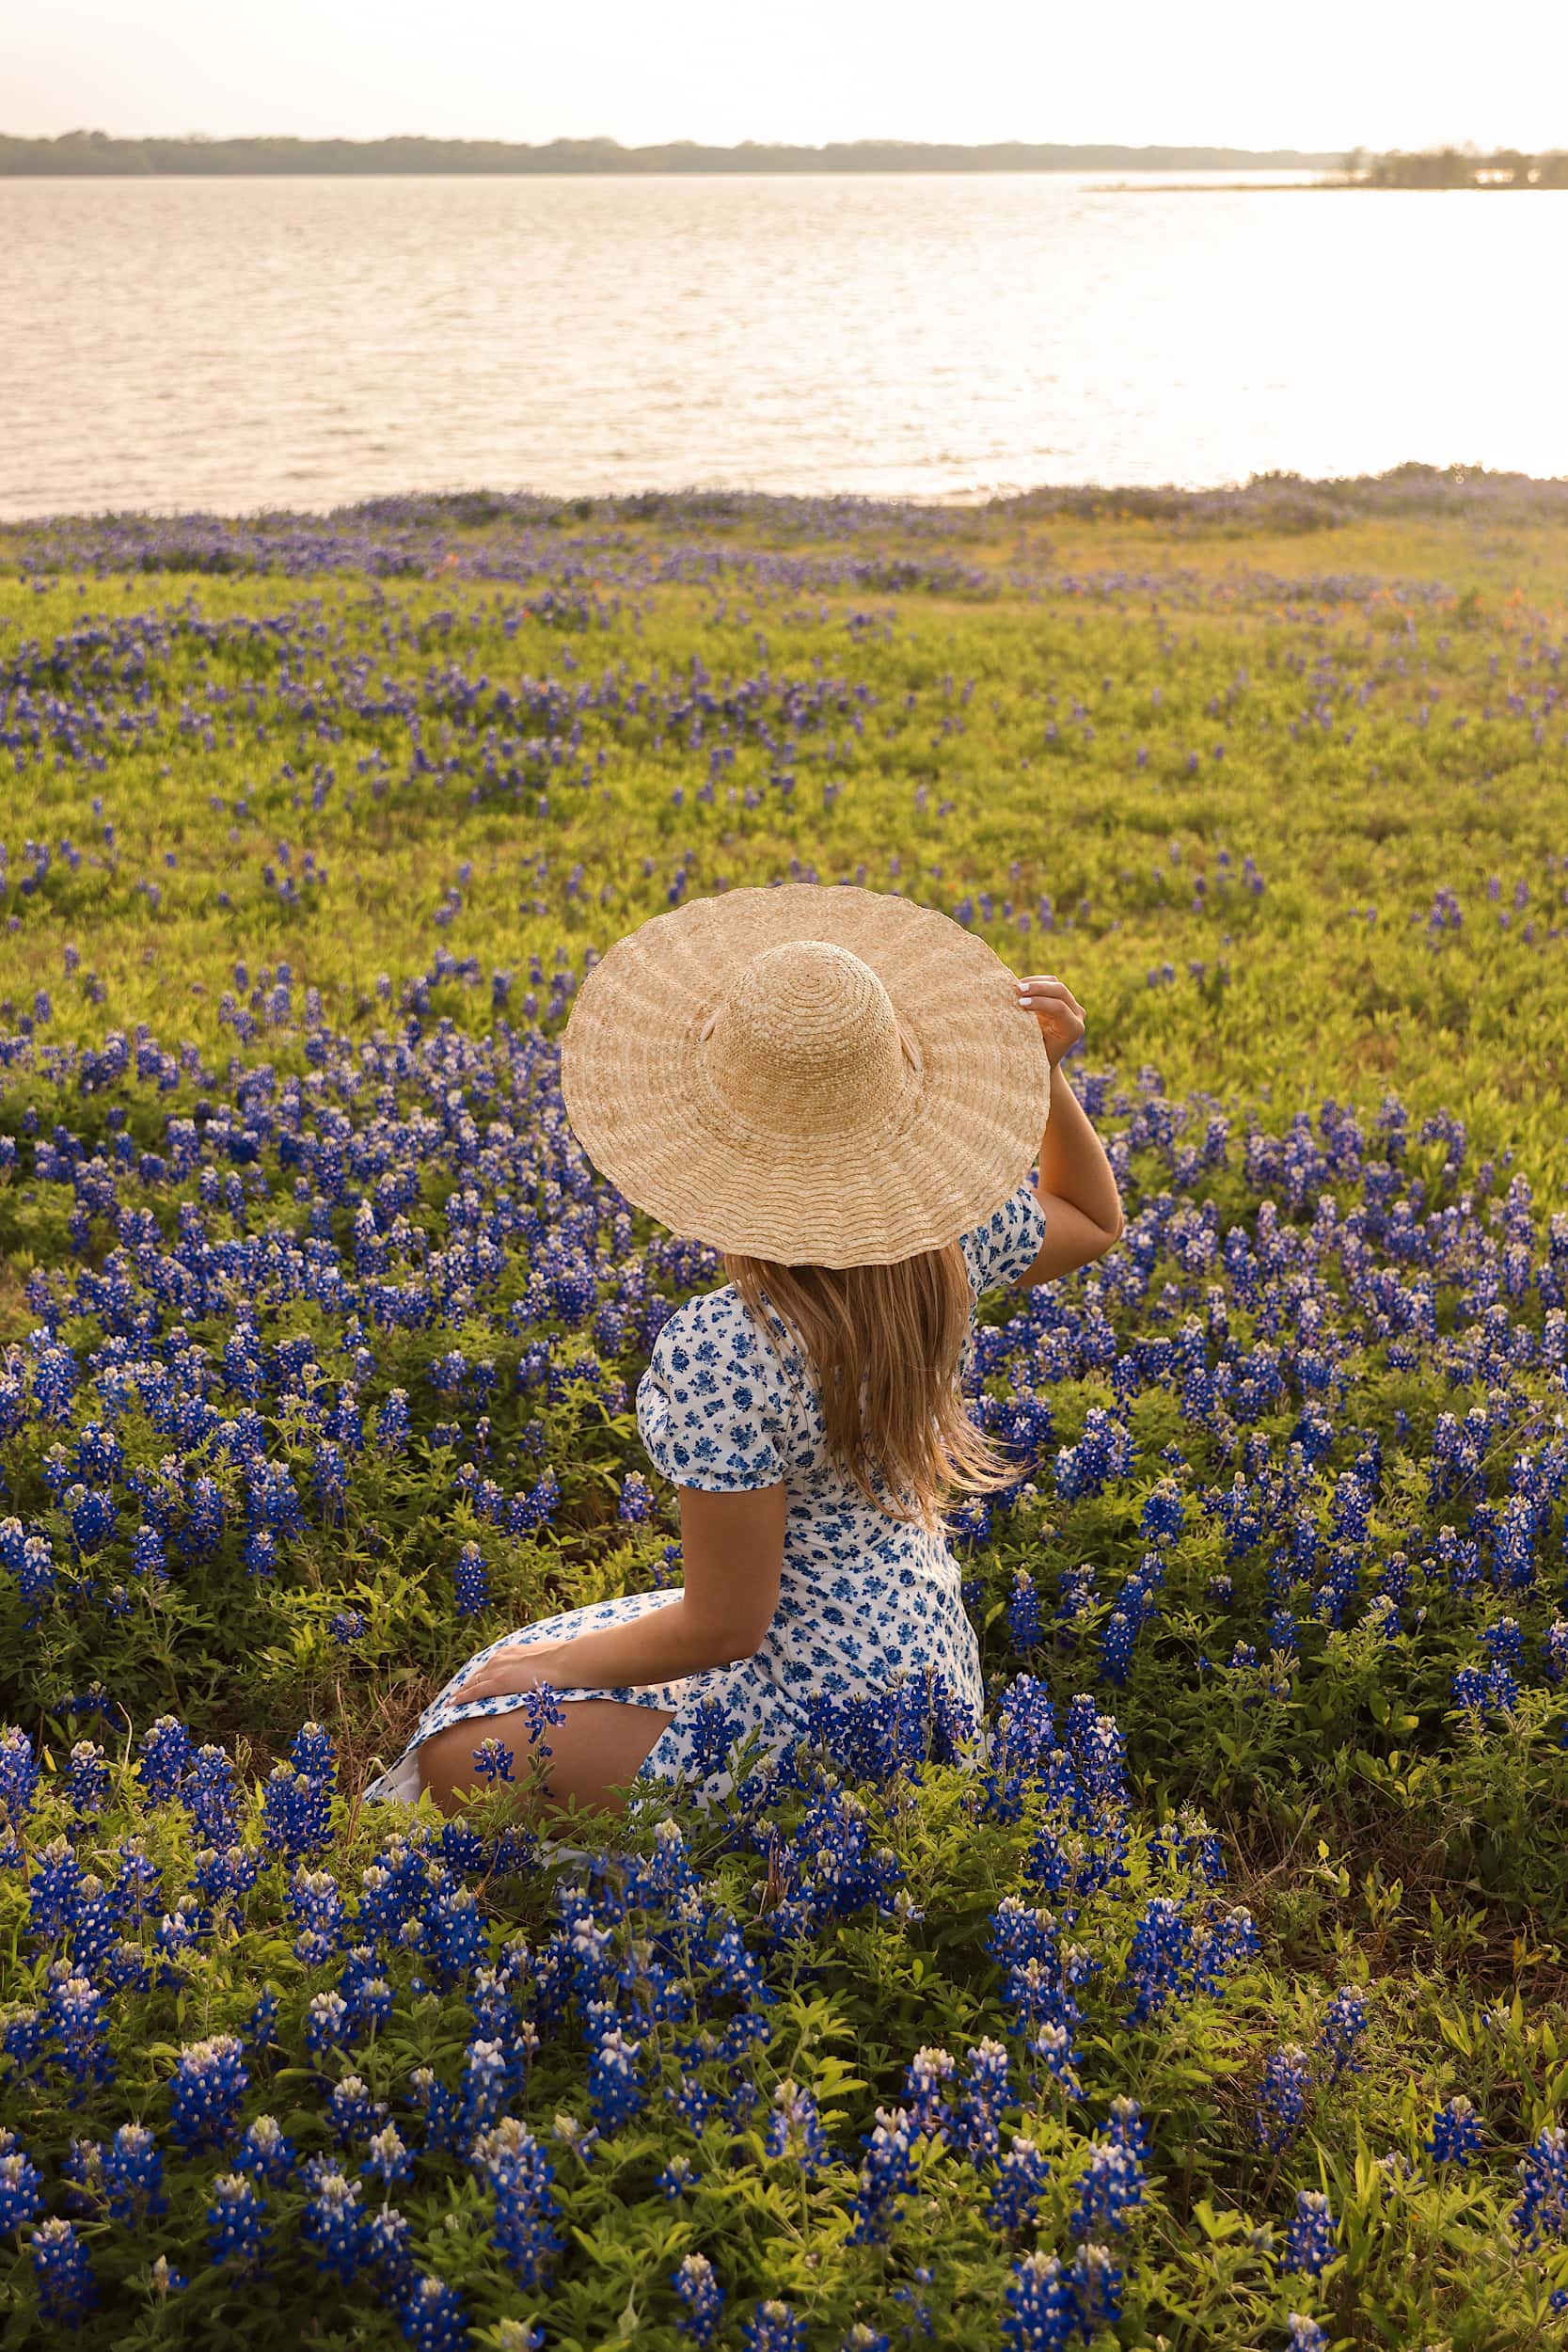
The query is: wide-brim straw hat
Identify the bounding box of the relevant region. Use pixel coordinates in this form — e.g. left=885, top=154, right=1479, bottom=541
left=559, top=883, right=1050, bottom=1268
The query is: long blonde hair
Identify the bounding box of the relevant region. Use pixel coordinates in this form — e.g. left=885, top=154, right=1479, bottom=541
left=722, top=1243, right=1016, bottom=1533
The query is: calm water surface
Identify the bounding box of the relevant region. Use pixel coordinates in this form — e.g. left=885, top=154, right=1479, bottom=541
left=3, top=172, right=1564, bottom=516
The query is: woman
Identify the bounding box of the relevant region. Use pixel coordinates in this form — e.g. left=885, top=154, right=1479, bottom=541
left=363, top=883, right=1123, bottom=1821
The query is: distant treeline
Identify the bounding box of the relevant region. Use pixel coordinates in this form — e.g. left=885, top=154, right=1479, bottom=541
left=1345, top=145, right=1568, bottom=187
left=0, top=129, right=1344, bottom=177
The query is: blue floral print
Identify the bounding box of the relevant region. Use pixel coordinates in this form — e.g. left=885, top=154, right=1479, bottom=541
left=364, top=1180, right=1047, bottom=1804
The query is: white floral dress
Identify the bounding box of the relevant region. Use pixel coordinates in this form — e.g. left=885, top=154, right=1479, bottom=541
left=364, top=1180, right=1046, bottom=1805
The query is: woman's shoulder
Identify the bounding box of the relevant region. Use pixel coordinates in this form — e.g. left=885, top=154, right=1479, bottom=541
left=645, top=1283, right=799, bottom=1393
left=637, top=1283, right=799, bottom=1489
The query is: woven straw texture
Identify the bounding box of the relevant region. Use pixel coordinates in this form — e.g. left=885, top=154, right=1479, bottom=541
left=559, top=884, right=1051, bottom=1267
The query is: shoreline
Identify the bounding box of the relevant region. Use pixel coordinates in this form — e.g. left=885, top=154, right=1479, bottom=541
left=5, top=460, right=1568, bottom=535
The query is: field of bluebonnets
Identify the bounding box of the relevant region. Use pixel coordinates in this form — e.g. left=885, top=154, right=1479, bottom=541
left=4, top=465, right=1568, bottom=2351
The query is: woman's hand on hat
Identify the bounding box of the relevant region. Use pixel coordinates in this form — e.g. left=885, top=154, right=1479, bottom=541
left=1015, top=974, right=1085, bottom=1068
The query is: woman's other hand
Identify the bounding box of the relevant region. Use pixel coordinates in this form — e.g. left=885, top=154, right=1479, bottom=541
left=448, top=1641, right=569, bottom=1707
left=1014, top=973, right=1086, bottom=1068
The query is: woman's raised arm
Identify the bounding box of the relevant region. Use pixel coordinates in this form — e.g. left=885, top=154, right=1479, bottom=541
left=1013, top=975, right=1125, bottom=1285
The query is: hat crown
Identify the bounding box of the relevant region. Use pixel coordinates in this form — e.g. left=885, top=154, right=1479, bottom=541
left=702, top=939, right=906, bottom=1135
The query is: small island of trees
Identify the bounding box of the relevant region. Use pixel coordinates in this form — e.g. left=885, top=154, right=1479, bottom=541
left=1342, top=145, right=1568, bottom=187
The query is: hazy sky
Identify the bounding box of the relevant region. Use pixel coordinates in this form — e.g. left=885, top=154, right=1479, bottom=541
left=6, top=0, right=1565, bottom=151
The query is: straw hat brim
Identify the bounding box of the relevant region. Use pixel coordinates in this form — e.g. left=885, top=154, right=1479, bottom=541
left=559, top=883, right=1051, bottom=1267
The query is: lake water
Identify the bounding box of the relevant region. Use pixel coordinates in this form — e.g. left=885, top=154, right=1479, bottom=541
left=3, top=171, right=1565, bottom=518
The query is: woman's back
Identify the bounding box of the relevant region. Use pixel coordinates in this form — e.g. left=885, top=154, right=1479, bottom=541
left=637, top=1176, right=1047, bottom=1508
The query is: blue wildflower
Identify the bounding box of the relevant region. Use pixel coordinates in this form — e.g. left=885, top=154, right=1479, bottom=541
left=454, top=1540, right=490, bottom=1617
left=399, top=2274, right=469, bottom=2352
left=168, top=2033, right=247, bottom=2150
left=673, top=2251, right=726, bottom=2346
left=1513, top=2124, right=1568, bottom=2244
left=208, top=2172, right=269, bottom=2269
left=1425, top=2096, right=1481, bottom=2167
left=1257, top=2044, right=1313, bottom=2153
left=741, top=2303, right=808, bottom=2352
left=29, top=2218, right=98, bottom=2324
left=1284, top=2188, right=1338, bottom=2276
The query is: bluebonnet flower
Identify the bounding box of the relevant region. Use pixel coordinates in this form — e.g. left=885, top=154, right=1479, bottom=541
left=1425, top=2096, right=1481, bottom=2167
left=1317, top=1986, right=1369, bottom=2083
left=1257, top=2044, right=1313, bottom=2153
left=1512, top=2123, right=1568, bottom=2244
left=363, top=2204, right=419, bottom=2306
left=1070, top=2242, right=1123, bottom=2332
left=330, top=1608, right=366, bottom=1644
left=521, top=1681, right=568, bottom=1755
left=169, top=2033, right=247, bottom=2149
left=68, top=1485, right=116, bottom=1552
left=673, top=2252, right=726, bottom=2345
left=458, top=2037, right=511, bottom=2143
left=103, top=2122, right=166, bottom=2222
left=618, top=1470, right=655, bottom=1523
left=375, top=1389, right=411, bottom=1450
left=136, top=1715, right=193, bottom=1803
left=1141, top=1473, right=1185, bottom=1545
left=741, top=2303, right=807, bottom=2352
left=1003, top=2250, right=1081, bottom=2349
left=399, top=2274, right=469, bottom=2352
left=235, top=2114, right=296, bottom=2184
left=847, top=2106, right=919, bottom=2245
left=261, top=1763, right=327, bottom=1861
left=1069, top=2133, right=1145, bottom=2237
left=1284, top=2319, right=1329, bottom=2352
left=328, top=2074, right=384, bottom=2140
left=1122, top=1896, right=1191, bottom=2023
left=454, top=1540, right=490, bottom=1616
left=1450, top=1660, right=1516, bottom=1716
left=1267, top=1607, right=1299, bottom=1657
left=1006, top=1567, right=1043, bottom=1651
left=989, top=2134, right=1051, bottom=2232
left=246, top=1994, right=280, bottom=2051
left=903, top=2045, right=957, bottom=2137
left=52, top=1971, right=115, bottom=2091
left=0, top=2147, right=44, bottom=2233
left=183, top=1744, right=241, bottom=1844
left=302, top=2159, right=371, bottom=2281
left=766, top=2079, right=832, bottom=2173
left=28, top=2218, right=98, bottom=2323
left=312, top=1440, right=349, bottom=1518
left=243, top=1527, right=278, bottom=1580
left=472, top=1736, right=515, bottom=1786
left=588, top=2026, right=643, bottom=2130
left=304, top=1990, right=353, bottom=2057
left=474, top=2126, right=566, bottom=2286
left=208, top=2172, right=269, bottom=2268
left=1483, top=1615, right=1523, bottom=1666
left=1055, top=1407, right=1134, bottom=1500
left=952, top=2038, right=1013, bottom=2164
left=0, top=1728, right=40, bottom=1826
left=1284, top=2188, right=1338, bottom=2276
left=182, top=1473, right=226, bottom=1559
left=4, top=2010, right=47, bottom=2074
left=657, top=2154, right=698, bottom=2199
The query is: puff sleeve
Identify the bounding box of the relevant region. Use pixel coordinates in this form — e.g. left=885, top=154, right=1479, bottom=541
left=958, top=1179, right=1047, bottom=1297
left=636, top=1291, right=789, bottom=1491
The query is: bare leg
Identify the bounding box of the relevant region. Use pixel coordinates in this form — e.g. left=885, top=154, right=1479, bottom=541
left=416, top=1700, right=677, bottom=1820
